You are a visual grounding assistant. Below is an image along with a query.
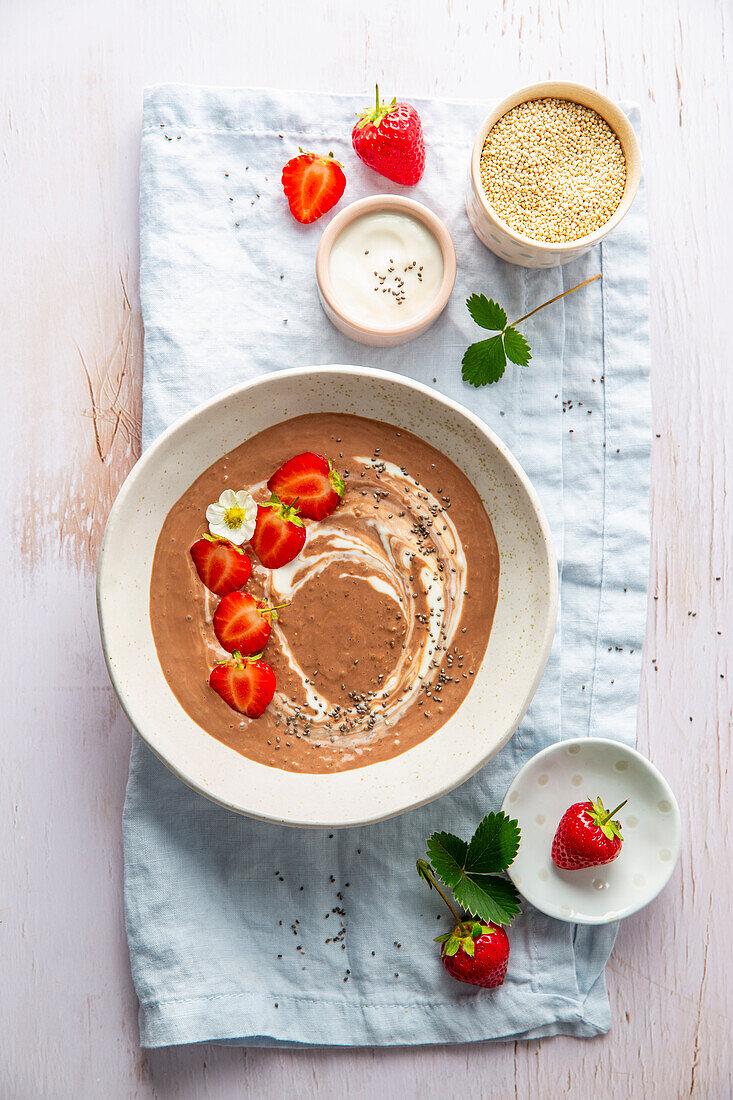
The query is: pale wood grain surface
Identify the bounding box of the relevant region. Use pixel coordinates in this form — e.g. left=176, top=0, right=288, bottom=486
left=2, top=1, right=731, bottom=1097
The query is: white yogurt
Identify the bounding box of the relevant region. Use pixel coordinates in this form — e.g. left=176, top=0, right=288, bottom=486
left=328, top=211, right=444, bottom=329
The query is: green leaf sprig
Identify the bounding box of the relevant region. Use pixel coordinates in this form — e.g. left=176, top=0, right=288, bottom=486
left=416, top=811, right=522, bottom=928
left=462, top=273, right=602, bottom=387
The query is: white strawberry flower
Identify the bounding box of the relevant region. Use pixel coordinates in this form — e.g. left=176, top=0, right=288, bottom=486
left=206, top=489, right=257, bottom=545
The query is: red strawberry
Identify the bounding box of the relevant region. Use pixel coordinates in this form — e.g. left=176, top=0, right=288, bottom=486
left=212, top=592, right=287, bottom=654
left=351, top=85, right=425, bottom=186
left=209, top=650, right=276, bottom=718
left=249, top=494, right=306, bottom=569
left=189, top=534, right=252, bottom=596
left=551, top=796, right=628, bottom=871
left=267, top=452, right=345, bottom=521
left=281, top=150, right=346, bottom=224
left=437, top=921, right=509, bottom=989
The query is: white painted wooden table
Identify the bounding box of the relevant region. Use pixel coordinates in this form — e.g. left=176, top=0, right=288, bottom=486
left=3, top=1, right=731, bottom=1096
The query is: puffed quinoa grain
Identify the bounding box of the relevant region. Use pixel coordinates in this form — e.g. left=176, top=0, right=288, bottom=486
left=480, top=98, right=626, bottom=243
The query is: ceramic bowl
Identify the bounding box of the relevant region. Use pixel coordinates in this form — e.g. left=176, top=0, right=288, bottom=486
left=501, top=738, right=681, bottom=923
left=466, top=81, right=642, bottom=268
left=315, top=195, right=457, bottom=346
left=98, top=366, right=557, bottom=828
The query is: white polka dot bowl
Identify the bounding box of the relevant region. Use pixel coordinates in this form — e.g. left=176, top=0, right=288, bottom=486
left=501, top=738, right=681, bottom=924
left=466, top=81, right=642, bottom=268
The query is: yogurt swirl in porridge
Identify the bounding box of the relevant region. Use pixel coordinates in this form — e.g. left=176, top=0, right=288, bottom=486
left=149, top=413, right=499, bottom=773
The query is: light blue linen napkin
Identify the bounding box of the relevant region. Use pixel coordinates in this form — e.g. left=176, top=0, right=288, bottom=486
left=124, top=85, right=650, bottom=1048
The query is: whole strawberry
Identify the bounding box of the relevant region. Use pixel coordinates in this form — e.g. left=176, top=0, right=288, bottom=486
left=415, top=813, right=521, bottom=992
left=352, top=85, right=425, bottom=186
left=437, top=921, right=509, bottom=989
left=552, top=796, right=628, bottom=871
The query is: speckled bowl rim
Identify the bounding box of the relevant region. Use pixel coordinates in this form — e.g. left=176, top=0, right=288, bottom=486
left=470, top=81, right=642, bottom=254
left=315, top=196, right=457, bottom=338
left=97, top=366, right=558, bottom=828
left=501, top=737, right=682, bottom=924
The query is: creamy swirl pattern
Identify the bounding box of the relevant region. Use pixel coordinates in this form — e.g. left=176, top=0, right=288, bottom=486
left=240, top=459, right=465, bottom=746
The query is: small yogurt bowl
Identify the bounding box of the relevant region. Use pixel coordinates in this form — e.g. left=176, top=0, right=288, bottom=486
left=501, top=737, right=681, bottom=924
left=466, top=81, right=642, bottom=268
left=315, top=195, right=456, bottom=347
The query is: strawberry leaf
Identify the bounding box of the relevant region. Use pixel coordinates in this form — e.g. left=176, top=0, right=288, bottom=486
left=465, top=812, right=521, bottom=875
left=503, top=325, right=532, bottom=366
left=452, top=873, right=522, bottom=926
left=425, top=813, right=522, bottom=927
left=328, top=462, right=346, bottom=496
left=466, top=294, right=507, bottom=331
left=416, top=858, right=435, bottom=886
left=425, top=832, right=469, bottom=888
left=462, top=274, right=602, bottom=388
left=461, top=335, right=507, bottom=387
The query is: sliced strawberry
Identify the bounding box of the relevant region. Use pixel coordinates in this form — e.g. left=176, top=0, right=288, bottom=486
left=281, top=150, right=346, bottom=224
left=190, top=534, right=252, bottom=596
left=209, top=651, right=276, bottom=718
left=212, top=592, right=288, bottom=654
left=249, top=494, right=306, bottom=569
left=267, top=452, right=345, bottom=521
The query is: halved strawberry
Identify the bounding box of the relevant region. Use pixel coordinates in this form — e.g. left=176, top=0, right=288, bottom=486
left=212, top=592, right=288, bottom=654
left=190, top=534, right=252, bottom=596
left=249, top=494, right=306, bottom=569
left=281, top=150, right=346, bottom=224
left=209, top=650, right=276, bottom=718
left=267, top=452, right=345, bottom=521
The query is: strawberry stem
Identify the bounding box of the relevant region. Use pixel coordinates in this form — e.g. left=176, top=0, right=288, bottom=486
left=510, top=273, right=602, bottom=328
left=261, top=601, right=291, bottom=617
left=356, top=84, right=397, bottom=129
left=231, top=649, right=263, bottom=665
left=416, top=860, right=462, bottom=923
left=601, top=799, right=628, bottom=824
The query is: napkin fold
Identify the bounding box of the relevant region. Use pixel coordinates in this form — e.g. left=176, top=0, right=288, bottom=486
left=124, top=85, right=650, bottom=1048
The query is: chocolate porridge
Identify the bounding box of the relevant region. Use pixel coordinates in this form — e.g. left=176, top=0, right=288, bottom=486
left=149, top=413, right=499, bottom=773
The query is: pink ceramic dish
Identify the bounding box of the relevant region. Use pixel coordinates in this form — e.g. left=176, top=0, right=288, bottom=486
left=315, top=195, right=457, bottom=347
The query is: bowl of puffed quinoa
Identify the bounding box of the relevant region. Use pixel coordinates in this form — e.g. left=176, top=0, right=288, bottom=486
left=466, top=81, right=641, bottom=268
